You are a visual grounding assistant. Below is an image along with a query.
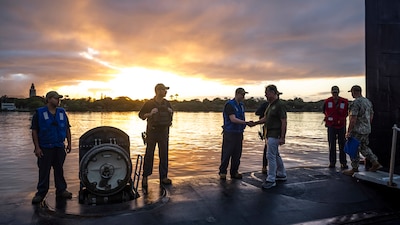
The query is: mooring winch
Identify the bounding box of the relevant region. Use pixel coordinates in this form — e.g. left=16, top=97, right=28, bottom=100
left=78, top=126, right=142, bottom=204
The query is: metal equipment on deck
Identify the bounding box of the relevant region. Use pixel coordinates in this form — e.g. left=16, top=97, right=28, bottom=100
left=78, top=126, right=142, bottom=204
left=354, top=124, right=400, bottom=189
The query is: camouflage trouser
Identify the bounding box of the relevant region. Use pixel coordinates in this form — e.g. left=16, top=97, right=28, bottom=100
left=350, top=133, right=379, bottom=169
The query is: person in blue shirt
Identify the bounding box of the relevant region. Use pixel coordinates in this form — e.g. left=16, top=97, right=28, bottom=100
left=219, top=87, right=251, bottom=180
left=31, top=91, right=72, bottom=204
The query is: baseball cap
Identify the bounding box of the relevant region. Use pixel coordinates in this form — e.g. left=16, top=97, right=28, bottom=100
left=235, top=87, right=248, bottom=95
left=46, top=91, right=63, bottom=99
left=348, top=85, right=362, bottom=92
left=331, top=86, right=339, bottom=93
left=155, top=83, right=170, bottom=91
left=266, top=84, right=282, bottom=95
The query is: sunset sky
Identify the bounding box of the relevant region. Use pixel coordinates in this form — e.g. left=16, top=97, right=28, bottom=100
left=0, top=0, right=365, bottom=101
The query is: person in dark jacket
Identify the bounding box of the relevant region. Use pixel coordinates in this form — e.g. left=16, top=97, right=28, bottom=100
left=139, top=83, right=173, bottom=188
left=253, top=85, right=287, bottom=189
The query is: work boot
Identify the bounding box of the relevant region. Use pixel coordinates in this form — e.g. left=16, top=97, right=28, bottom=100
left=32, top=195, right=44, bottom=204
left=219, top=173, right=227, bottom=180
left=368, top=162, right=383, bottom=172
left=161, top=177, right=172, bottom=185
left=342, top=168, right=359, bottom=176
left=57, top=190, right=72, bottom=199
left=231, top=173, right=243, bottom=179
left=340, top=164, right=349, bottom=170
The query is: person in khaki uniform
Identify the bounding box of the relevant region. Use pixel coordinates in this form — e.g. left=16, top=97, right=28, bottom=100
left=343, top=85, right=382, bottom=176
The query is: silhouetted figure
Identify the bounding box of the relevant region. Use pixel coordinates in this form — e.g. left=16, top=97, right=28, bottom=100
left=139, top=83, right=174, bottom=188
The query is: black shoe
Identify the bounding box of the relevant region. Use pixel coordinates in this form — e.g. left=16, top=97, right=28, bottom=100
left=328, top=164, right=335, bottom=168
left=56, top=190, right=72, bottom=199
left=275, top=175, right=287, bottom=181
left=161, top=177, right=172, bottom=185
left=32, top=195, right=44, bottom=204
left=219, top=173, right=227, bottom=180
left=340, top=164, right=349, bottom=169
left=261, top=181, right=276, bottom=189
left=231, top=173, right=243, bottom=179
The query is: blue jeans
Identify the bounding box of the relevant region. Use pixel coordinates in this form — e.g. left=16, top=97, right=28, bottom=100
left=266, top=137, right=286, bottom=182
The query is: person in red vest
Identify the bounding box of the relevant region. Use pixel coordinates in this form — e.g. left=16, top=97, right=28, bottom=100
left=323, top=86, right=349, bottom=169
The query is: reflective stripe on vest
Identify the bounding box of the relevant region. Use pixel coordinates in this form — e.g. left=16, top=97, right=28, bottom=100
left=37, top=107, right=67, bottom=148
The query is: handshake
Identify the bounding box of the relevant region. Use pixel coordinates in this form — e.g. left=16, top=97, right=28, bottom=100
left=245, top=121, right=257, bottom=127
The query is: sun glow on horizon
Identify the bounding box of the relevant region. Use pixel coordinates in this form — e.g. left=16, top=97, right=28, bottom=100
left=67, top=47, right=238, bottom=100
left=108, top=67, right=242, bottom=100
left=57, top=67, right=239, bottom=100
left=57, top=71, right=365, bottom=102
left=55, top=48, right=366, bottom=102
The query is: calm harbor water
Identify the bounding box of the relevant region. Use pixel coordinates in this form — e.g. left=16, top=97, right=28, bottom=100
left=0, top=111, right=332, bottom=195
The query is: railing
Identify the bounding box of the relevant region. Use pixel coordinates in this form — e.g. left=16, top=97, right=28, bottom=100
left=388, top=124, right=400, bottom=187
left=133, top=155, right=143, bottom=197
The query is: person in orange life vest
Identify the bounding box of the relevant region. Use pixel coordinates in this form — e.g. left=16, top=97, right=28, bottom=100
left=323, top=86, right=349, bottom=169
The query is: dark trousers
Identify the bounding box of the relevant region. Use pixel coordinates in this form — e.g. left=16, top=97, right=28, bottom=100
left=143, top=127, right=169, bottom=179
left=263, top=145, right=268, bottom=168
left=36, top=147, right=67, bottom=197
left=219, top=132, right=243, bottom=175
left=327, top=126, right=347, bottom=165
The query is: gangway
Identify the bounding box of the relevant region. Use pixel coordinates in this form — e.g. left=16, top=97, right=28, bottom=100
left=354, top=124, right=400, bottom=189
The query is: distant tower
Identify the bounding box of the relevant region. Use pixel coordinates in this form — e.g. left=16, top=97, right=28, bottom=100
left=29, top=83, right=36, bottom=97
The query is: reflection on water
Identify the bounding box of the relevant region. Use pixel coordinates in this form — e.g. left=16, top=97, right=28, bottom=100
left=0, top=111, right=333, bottom=194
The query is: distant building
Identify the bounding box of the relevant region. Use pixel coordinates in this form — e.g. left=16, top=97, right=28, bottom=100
left=29, top=83, right=36, bottom=98
left=1, top=103, right=16, bottom=111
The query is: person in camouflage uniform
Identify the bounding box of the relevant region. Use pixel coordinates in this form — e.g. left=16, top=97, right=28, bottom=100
left=343, top=85, right=382, bottom=176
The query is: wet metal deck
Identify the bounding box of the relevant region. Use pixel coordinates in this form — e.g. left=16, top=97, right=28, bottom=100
left=3, top=166, right=400, bottom=225
left=354, top=170, right=400, bottom=190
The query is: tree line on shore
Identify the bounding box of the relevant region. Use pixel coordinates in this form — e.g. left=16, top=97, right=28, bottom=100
left=1, top=95, right=324, bottom=112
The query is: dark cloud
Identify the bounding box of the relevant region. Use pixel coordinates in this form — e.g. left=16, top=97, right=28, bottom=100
left=0, top=0, right=364, bottom=98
